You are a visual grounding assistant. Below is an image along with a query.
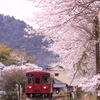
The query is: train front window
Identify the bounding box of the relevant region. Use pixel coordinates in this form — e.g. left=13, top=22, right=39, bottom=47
left=26, top=74, right=33, bottom=84
left=42, top=74, right=50, bottom=84
left=35, top=77, right=40, bottom=84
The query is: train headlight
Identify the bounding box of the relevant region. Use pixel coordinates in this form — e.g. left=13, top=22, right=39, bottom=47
left=43, top=86, right=48, bottom=89
left=28, top=86, right=32, bottom=89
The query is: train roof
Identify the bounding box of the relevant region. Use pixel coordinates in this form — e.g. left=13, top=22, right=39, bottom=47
left=26, top=70, right=51, bottom=74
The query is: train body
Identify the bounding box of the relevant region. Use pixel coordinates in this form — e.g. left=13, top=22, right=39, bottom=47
left=25, top=70, right=54, bottom=98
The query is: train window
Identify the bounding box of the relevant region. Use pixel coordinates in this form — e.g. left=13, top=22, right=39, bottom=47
left=26, top=74, right=33, bottom=84
left=35, top=77, right=40, bottom=84
left=42, top=74, right=50, bottom=84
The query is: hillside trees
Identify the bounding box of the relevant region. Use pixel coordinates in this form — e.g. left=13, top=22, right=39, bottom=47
left=0, top=44, right=26, bottom=66
left=0, top=44, right=11, bottom=65
left=26, top=0, right=100, bottom=91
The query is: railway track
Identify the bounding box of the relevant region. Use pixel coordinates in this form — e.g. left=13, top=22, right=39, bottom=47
left=51, top=95, right=67, bottom=100
left=26, top=95, right=67, bottom=100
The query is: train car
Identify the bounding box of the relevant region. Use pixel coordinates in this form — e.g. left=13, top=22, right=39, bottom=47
left=25, top=70, right=54, bottom=99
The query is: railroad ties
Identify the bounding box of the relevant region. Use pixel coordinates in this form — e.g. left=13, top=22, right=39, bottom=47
left=26, top=98, right=50, bottom=100
left=26, top=95, right=67, bottom=100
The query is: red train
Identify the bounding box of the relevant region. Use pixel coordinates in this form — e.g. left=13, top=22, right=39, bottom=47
left=25, top=70, right=54, bottom=99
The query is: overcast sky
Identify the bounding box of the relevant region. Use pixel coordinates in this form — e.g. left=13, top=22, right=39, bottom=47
left=0, top=0, right=36, bottom=25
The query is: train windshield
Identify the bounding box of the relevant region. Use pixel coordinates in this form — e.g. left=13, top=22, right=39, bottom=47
left=35, top=77, right=40, bottom=84
left=26, top=74, right=33, bottom=84
left=42, top=74, right=50, bottom=84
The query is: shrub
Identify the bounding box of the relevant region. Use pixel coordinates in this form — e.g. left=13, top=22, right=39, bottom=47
left=1, top=68, right=26, bottom=100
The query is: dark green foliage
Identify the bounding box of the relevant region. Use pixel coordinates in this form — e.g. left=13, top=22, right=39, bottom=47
left=73, top=51, right=88, bottom=75
left=0, top=14, right=58, bottom=67
left=14, top=79, right=25, bottom=85
left=5, top=90, right=18, bottom=100
left=64, top=99, right=78, bottom=100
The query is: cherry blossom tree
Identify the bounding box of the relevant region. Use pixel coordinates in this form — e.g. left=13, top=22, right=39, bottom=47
left=26, top=0, right=100, bottom=92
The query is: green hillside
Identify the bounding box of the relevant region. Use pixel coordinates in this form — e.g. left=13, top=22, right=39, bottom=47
left=0, top=14, right=58, bottom=68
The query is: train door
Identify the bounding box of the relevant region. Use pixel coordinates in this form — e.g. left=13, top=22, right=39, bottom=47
left=34, top=74, right=42, bottom=93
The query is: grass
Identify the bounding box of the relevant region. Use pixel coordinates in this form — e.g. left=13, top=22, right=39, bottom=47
left=80, top=95, right=96, bottom=100
left=63, top=94, right=96, bottom=100
left=64, top=98, right=78, bottom=100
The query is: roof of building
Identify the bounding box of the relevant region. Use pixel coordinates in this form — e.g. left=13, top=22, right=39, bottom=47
left=0, top=62, right=6, bottom=69
left=54, top=78, right=68, bottom=88
left=46, top=66, right=65, bottom=71
left=0, top=62, right=5, bottom=67
left=54, top=83, right=67, bottom=88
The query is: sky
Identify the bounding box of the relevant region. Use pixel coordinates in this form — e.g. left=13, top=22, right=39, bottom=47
left=0, top=0, right=38, bottom=25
